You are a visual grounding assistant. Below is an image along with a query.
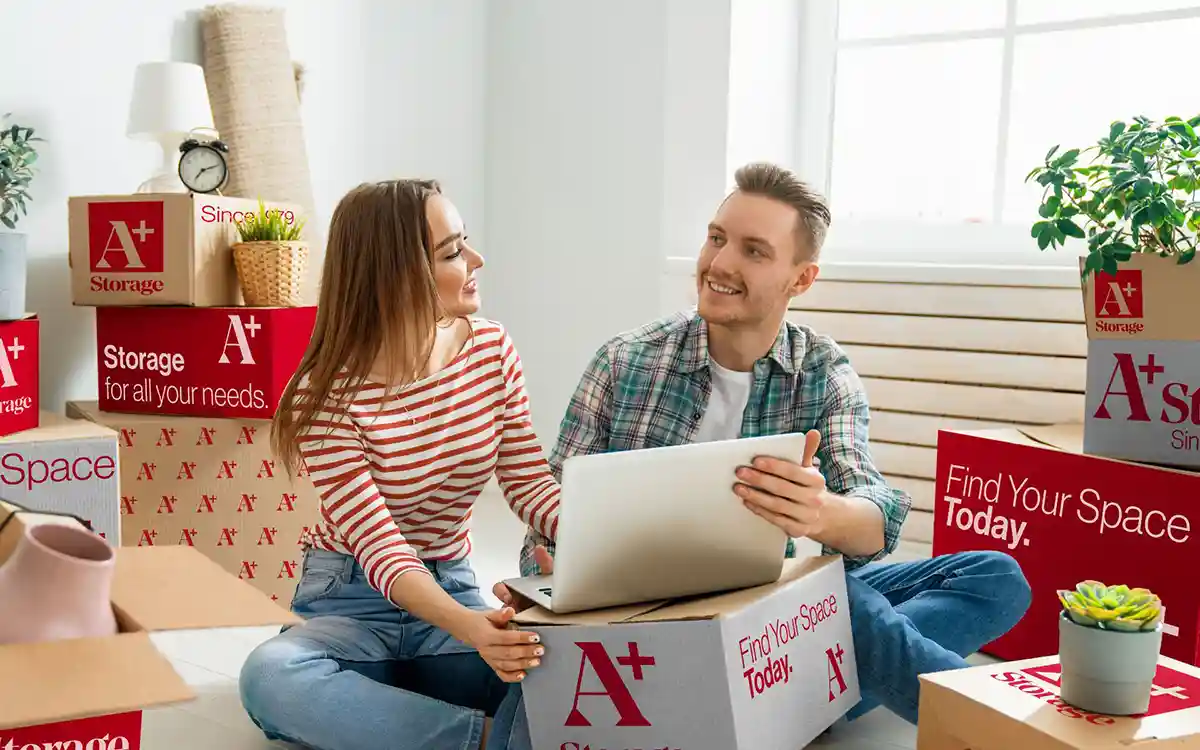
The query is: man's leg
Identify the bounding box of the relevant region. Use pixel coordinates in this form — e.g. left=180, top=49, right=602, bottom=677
left=855, top=550, right=1032, bottom=657
left=844, top=551, right=1032, bottom=723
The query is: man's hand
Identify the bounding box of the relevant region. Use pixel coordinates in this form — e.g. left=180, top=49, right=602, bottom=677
left=462, top=607, right=545, bottom=683
left=492, top=544, right=554, bottom=612
left=735, top=429, right=832, bottom=539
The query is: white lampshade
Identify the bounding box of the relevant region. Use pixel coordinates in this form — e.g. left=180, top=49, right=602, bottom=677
left=126, top=62, right=214, bottom=139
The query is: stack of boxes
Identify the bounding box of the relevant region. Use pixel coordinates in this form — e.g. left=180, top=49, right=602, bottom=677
left=0, top=307, right=121, bottom=546
left=932, top=252, right=1200, bottom=665
left=65, top=191, right=320, bottom=603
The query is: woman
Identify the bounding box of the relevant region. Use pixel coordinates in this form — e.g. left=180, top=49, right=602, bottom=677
left=239, top=179, right=552, bottom=750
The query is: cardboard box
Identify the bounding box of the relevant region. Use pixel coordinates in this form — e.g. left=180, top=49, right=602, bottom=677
left=932, top=425, right=1200, bottom=666
left=67, top=401, right=319, bottom=604
left=513, top=555, right=858, bottom=750
left=96, top=305, right=316, bottom=420
left=1081, top=252, right=1200, bottom=469
left=917, top=654, right=1200, bottom=749
left=68, top=193, right=305, bottom=307
left=0, top=410, right=121, bottom=545
left=0, top=314, right=38, bottom=439
left=0, top=501, right=298, bottom=748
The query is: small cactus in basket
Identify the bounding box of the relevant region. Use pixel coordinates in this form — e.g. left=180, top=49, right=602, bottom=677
left=1058, top=580, right=1162, bottom=632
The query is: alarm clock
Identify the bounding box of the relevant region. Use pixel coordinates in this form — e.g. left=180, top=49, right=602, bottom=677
left=178, top=137, right=230, bottom=194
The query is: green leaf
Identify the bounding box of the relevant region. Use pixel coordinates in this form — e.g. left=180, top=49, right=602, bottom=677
left=1102, top=255, right=1119, bottom=276
left=1181, top=248, right=1197, bottom=265
left=1045, top=145, right=1060, bottom=162
left=1031, top=220, right=1051, bottom=238
left=1057, top=218, right=1085, bottom=238
left=1132, top=150, right=1147, bottom=172
left=1110, top=121, right=1126, bottom=141
left=1037, top=227, right=1053, bottom=250
left=1039, top=197, right=1061, bottom=218
left=0, top=215, right=13, bottom=229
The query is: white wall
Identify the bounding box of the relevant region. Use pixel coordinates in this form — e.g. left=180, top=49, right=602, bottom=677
left=2, top=0, right=487, bottom=413
left=480, top=0, right=733, bottom=444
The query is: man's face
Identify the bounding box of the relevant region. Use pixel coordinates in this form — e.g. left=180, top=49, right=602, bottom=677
left=696, top=191, right=818, bottom=328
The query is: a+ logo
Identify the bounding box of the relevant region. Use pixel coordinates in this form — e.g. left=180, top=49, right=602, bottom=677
left=131, top=220, right=154, bottom=242
left=244, top=315, right=261, bottom=337
left=616, top=642, right=655, bottom=680
left=1139, top=354, right=1165, bottom=384
left=5, top=337, right=23, bottom=360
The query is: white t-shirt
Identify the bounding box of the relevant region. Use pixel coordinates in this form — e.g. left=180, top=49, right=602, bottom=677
left=693, top=359, right=754, bottom=443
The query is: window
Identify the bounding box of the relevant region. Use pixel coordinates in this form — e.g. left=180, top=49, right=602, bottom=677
left=798, top=0, right=1200, bottom=266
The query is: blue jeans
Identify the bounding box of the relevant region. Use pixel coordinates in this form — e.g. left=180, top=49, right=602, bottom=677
left=238, top=549, right=528, bottom=750
left=844, top=550, right=1032, bottom=725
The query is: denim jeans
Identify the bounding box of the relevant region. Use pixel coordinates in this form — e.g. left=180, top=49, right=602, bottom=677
left=238, top=548, right=528, bottom=750
left=844, top=549, right=1032, bottom=725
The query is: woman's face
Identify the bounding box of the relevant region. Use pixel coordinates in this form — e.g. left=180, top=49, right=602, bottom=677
left=425, top=193, right=484, bottom=317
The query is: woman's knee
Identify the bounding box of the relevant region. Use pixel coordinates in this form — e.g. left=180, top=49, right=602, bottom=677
left=239, top=633, right=324, bottom=725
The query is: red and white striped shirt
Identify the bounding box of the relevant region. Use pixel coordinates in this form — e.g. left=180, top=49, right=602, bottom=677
left=296, top=318, right=560, bottom=597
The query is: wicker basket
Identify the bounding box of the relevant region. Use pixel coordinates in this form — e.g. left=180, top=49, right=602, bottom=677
left=232, top=240, right=309, bottom=307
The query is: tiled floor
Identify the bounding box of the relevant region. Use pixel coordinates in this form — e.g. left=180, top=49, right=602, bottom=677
left=138, top=489, right=978, bottom=749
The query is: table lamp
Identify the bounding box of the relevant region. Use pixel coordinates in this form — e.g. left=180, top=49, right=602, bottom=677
left=126, top=62, right=216, bottom=193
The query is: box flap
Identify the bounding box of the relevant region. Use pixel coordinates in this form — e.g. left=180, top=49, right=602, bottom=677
left=512, top=556, right=837, bottom=626
left=627, top=555, right=838, bottom=623
left=513, top=599, right=669, bottom=627
left=0, top=312, right=36, bottom=323
left=1018, top=424, right=1084, bottom=454
left=112, top=546, right=300, bottom=631
left=0, top=632, right=194, bottom=730
left=0, top=410, right=117, bottom=445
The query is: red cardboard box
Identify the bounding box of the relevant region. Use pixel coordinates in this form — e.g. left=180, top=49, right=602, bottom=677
left=932, top=425, right=1200, bottom=666
left=68, top=193, right=305, bottom=307
left=0, top=314, right=38, bottom=438
left=96, top=306, right=316, bottom=420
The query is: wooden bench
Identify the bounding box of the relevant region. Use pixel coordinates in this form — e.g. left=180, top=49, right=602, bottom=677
left=789, top=265, right=1088, bottom=561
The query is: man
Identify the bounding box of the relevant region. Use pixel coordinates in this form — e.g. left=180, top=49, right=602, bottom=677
left=499, top=162, right=1031, bottom=726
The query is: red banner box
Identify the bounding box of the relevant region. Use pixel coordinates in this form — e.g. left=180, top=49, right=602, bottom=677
left=96, top=306, right=316, bottom=420
left=0, top=314, right=38, bottom=438
left=933, top=425, right=1200, bottom=666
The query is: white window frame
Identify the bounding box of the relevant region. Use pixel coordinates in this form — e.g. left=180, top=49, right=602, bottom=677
left=794, top=0, right=1200, bottom=280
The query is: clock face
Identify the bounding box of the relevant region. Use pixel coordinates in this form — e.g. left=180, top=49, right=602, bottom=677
left=179, top=146, right=228, bottom=193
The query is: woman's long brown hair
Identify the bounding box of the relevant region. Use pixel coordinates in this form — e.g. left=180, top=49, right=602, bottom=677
left=272, top=179, right=444, bottom=475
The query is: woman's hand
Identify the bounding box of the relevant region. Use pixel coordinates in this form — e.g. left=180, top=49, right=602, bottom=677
left=492, top=545, right=555, bottom=612
left=461, top=607, right=545, bottom=683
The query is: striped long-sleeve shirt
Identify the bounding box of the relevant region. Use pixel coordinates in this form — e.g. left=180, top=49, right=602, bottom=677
left=298, top=318, right=560, bottom=597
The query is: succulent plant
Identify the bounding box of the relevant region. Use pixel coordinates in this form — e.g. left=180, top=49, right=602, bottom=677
left=1058, top=580, right=1162, bottom=632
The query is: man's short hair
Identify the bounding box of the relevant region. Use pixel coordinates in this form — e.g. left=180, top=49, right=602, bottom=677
left=734, top=162, right=831, bottom=261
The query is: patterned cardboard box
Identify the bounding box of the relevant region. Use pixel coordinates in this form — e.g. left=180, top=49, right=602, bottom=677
left=67, top=401, right=318, bottom=604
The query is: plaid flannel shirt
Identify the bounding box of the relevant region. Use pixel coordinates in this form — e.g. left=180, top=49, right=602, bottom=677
left=518, top=309, right=912, bottom=577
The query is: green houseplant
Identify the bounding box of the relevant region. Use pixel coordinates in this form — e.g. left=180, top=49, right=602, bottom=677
left=1026, top=115, right=1200, bottom=279
left=231, top=197, right=308, bottom=307
left=1057, top=580, right=1163, bottom=715
left=0, top=115, right=43, bottom=320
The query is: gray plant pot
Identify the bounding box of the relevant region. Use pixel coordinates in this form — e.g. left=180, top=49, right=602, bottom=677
left=1058, top=612, right=1162, bottom=716
left=0, top=232, right=27, bottom=321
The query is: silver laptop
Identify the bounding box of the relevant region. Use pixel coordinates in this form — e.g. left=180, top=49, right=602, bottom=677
left=503, top=433, right=822, bottom=614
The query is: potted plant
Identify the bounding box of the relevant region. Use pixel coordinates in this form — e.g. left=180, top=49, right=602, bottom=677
left=231, top=197, right=308, bottom=307
left=1057, top=580, right=1163, bottom=716
left=1025, top=114, right=1200, bottom=279
left=0, top=114, right=43, bottom=320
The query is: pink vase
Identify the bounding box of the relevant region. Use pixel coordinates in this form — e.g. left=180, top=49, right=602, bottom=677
left=0, top=523, right=118, bottom=645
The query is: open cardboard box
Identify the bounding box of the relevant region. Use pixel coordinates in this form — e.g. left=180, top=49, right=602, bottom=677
left=0, top=500, right=299, bottom=732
